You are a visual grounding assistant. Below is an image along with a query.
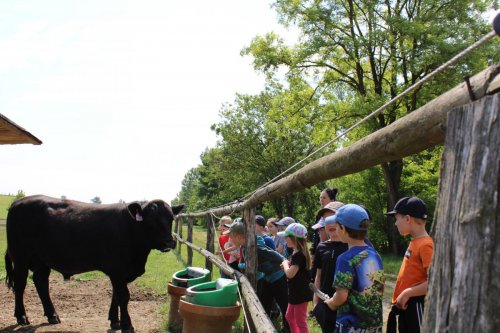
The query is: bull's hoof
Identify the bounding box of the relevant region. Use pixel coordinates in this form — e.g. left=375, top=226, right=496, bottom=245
left=121, top=326, right=135, bottom=333
left=110, top=321, right=121, bottom=330
left=16, top=315, right=30, bottom=326
left=48, top=314, right=61, bottom=324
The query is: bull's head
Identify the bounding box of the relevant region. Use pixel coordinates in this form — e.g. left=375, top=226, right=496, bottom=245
left=127, top=201, right=184, bottom=252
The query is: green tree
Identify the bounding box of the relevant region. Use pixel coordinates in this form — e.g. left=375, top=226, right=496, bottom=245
left=243, top=0, right=497, bottom=253
left=91, top=196, right=102, bottom=204
left=14, top=190, right=25, bottom=200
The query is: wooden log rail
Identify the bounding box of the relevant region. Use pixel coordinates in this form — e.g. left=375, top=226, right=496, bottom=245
left=178, top=64, right=500, bottom=218
left=173, top=232, right=277, bottom=333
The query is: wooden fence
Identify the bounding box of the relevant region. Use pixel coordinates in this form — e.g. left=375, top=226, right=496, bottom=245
left=175, top=64, right=500, bottom=332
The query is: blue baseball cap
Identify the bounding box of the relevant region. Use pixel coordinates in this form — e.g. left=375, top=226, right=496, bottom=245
left=324, top=215, right=337, bottom=226
left=332, top=204, right=370, bottom=230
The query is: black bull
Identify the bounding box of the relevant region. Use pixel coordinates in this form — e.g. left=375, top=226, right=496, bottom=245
left=4, top=195, right=183, bottom=332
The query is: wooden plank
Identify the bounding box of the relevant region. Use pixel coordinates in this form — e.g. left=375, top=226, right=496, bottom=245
left=0, top=113, right=42, bottom=145
left=179, top=64, right=500, bottom=218
left=205, top=214, right=215, bottom=279
left=187, top=216, right=194, bottom=266
left=422, top=93, right=500, bottom=332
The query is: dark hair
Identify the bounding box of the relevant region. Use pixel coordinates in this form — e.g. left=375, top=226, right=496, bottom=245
left=359, top=205, right=372, bottom=220
left=341, top=220, right=370, bottom=240
left=323, top=188, right=338, bottom=201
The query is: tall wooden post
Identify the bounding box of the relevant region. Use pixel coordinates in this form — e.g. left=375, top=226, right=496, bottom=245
left=177, top=216, right=183, bottom=256
left=243, top=207, right=257, bottom=333
left=174, top=217, right=180, bottom=249
left=205, top=213, right=215, bottom=279
left=187, top=216, right=194, bottom=266
left=422, top=93, right=500, bottom=332
left=243, top=207, right=257, bottom=288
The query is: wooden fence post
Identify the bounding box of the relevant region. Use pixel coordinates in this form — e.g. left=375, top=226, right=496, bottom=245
left=243, top=207, right=257, bottom=289
left=243, top=207, right=257, bottom=333
left=422, top=93, right=500, bottom=332
left=205, top=213, right=215, bottom=278
left=187, top=216, right=194, bottom=266
left=174, top=216, right=180, bottom=250
left=177, top=216, right=183, bottom=256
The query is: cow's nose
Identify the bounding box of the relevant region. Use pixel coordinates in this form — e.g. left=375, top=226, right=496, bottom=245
left=160, top=240, right=176, bottom=252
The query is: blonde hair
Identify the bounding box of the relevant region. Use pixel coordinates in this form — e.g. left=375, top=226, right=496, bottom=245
left=288, top=236, right=312, bottom=270
left=266, top=217, right=279, bottom=228
left=219, top=216, right=232, bottom=226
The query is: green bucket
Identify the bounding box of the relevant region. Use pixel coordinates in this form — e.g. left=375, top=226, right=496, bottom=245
left=184, top=278, right=238, bottom=307
left=172, top=267, right=211, bottom=288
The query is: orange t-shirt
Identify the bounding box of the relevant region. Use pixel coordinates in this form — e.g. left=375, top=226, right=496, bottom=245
left=392, top=236, right=434, bottom=303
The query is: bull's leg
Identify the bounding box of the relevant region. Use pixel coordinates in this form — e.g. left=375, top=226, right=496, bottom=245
left=13, top=264, right=30, bottom=325
left=33, top=267, right=60, bottom=324
left=110, top=279, right=134, bottom=333
left=108, top=290, right=121, bottom=330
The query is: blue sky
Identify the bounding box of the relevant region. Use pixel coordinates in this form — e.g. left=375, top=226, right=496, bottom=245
left=0, top=0, right=296, bottom=204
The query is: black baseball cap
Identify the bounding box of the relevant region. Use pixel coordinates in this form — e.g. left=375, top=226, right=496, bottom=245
left=386, top=197, right=428, bottom=219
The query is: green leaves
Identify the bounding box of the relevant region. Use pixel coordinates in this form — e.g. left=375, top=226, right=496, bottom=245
left=173, top=0, right=497, bottom=250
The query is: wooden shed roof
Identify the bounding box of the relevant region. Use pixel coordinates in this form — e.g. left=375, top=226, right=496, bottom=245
left=0, top=113, right=42, bottom=145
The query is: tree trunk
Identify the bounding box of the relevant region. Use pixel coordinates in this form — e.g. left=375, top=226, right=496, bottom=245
left=422, top=93, right=500, bottom=332
left=381, top=159, right=403, bottom=255
left=271, top=198, right=284, bottom=218
left=284, top=194, right=295, bottom=217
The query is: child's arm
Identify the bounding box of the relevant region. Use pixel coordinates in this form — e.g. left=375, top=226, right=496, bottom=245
left=313, top=269, right=322, bottom=307
left=277, top=242, right=284, bottom=253
left=281, top=260, right=299, bottom=279
left=221, top=245, right=239, bottom=254
left=395, top=280, right=428, bottom=309
left=325, top=287, right=348, bottom=310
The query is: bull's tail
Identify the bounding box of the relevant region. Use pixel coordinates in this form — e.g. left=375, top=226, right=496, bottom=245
left=5, top=250, right=14, bottom=290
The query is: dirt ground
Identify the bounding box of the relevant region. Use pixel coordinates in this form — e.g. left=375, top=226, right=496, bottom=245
left=0, top=276, right=165, bottom=333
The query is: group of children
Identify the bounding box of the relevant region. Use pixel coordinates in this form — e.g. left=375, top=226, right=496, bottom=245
left=217, top=190, right=434, bottom=333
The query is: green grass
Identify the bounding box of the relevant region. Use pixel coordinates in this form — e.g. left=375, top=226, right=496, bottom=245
left=382, top=253, right=402, bottom=277
left=0, top=194, right=14, bottom=220
left=0, top=195, right=12, bottom=278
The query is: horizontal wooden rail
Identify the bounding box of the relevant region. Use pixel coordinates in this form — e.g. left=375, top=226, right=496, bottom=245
left=178, top=64, right=500, bottom=218
left=172, top=233, right=277, bottom=333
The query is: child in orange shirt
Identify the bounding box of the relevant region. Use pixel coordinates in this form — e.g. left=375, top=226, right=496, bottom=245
left=385, top=197, right=434, bottom=333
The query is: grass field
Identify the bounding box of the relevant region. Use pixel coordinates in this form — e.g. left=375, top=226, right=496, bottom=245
left=0, top=194, right=14, bottom=220
left=0, top=204, right=402, bottom=332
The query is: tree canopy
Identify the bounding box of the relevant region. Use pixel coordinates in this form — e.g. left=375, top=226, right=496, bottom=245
left=173, top=0, right=498, bottom=253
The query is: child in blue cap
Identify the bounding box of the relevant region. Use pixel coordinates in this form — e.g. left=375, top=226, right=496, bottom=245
left=279, top=222, right=313, bottom=333
left=325, top=204, right=385, bottom=333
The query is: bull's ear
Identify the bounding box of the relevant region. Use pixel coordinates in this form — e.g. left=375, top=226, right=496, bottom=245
left=172, top=204, right=184, bottom=216
left=127, top=203, right=143, bottom=222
